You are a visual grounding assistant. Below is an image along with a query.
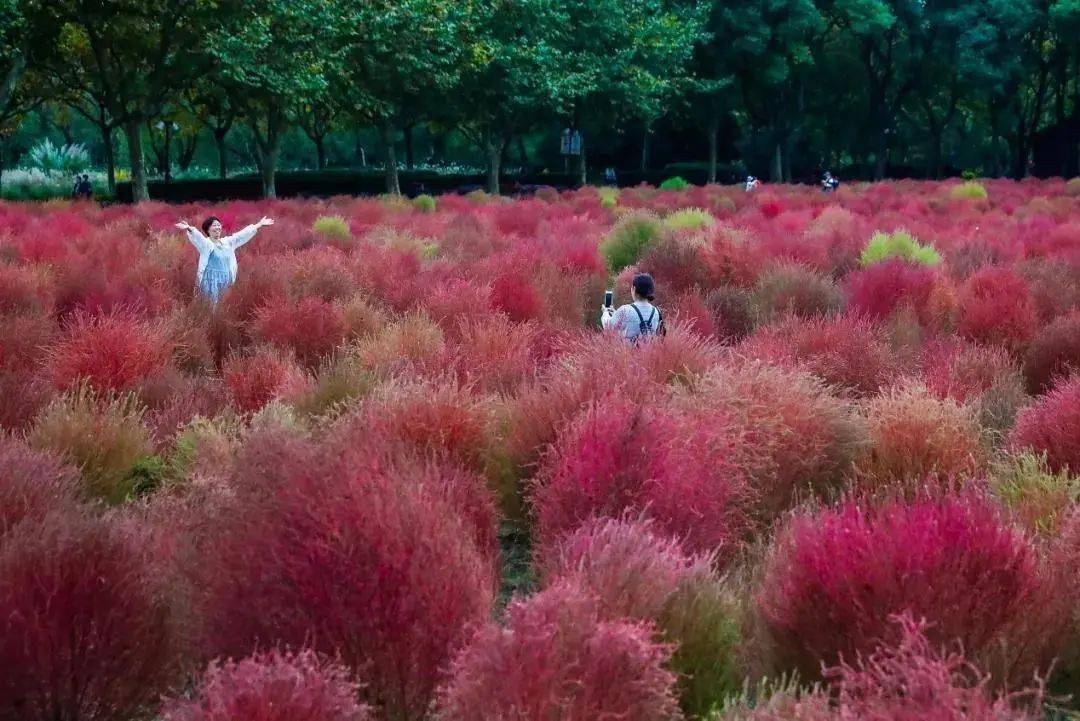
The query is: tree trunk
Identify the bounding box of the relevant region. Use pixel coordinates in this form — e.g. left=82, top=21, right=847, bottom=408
left=315, top=135, right=326, bottom=170
left=404, top=124, right=415, bottom=170
left=380, top=123, right=400, bottom=194
left=707, top=117, right=719, bottom=184
left=485, top=135, right=502, bottom=195
left=0, top=135, right=6, bottom=196
left=179, top=135, right=198, bottom=171
left=259, top=143, right=279, bottom=198
left=578, top=134, right=587, bottom=186
left=354, top=128, right=365, bottom=167
left=124, top=119, right=149, bottom=202
left=770, top=142, right=782, bottom=183
left=163, top=123, right=173, bottom=183
left=928, top=127, right=943, bottom=179
left=102, top=125, right=116, bottom=192
left=517, top=136, right=528, bottom=168
left=214, top=129, right=228, bottom=179
left=640, top=124, right=650, bottom=172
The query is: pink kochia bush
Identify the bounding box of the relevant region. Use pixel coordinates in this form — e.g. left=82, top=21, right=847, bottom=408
left=1009, top=374, right=1080, bottom=474
left=0, top=436, right=79, bottom=536
left=0, top=510, right=180, bottom=721
left=956, top=266, right=1038, bottom=352
left=733, top=615, right=1046, bottom=721
left=435, top=581, right=683, bottom=721
left=757, top=494, right=1062, bottom=685
left=222, top=347, right=310, bottom=413
left=44, top=310, right=174, bottom=392
left=194, top=430, right=494, bottom=721
left=844, top=258, right=939, bottom=323
left=162, top=649, right=372, bottom=721
left=1023, top=310, right=1080, bottom=394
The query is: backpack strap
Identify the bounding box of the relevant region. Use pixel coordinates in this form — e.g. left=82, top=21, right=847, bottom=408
left=631, top=304, right=647, bottom=325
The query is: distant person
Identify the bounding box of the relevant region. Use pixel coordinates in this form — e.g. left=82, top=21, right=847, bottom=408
left=744, top=175, right=760, bottom=192
left=822, top=170, right=840, bottom=193
left=175, top=215, right=274, bottom=305
left=601, top=272, right=664, bottom=342
left=72, top=174, right=91, bottom=200
left=604, top=167, right=617, bottom=186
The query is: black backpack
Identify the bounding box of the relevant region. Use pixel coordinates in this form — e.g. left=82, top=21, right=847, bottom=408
left=630, top=304, right=663, bottom=339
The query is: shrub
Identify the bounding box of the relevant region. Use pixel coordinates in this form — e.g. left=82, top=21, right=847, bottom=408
left=921, top=339, right=1021, bottom=404
left=757, top=494, right=1059, bottom=685
left=0, top=436, right=80, bottom=537
left=951, top=180, right=989, bottom=200
left=538, top=517, right=742, bottom=717
left=859, top=229, right=941, bottom=267
left=956, top=266, right=1038, bottom=352
left=855, top=384, right=985, bottom=489
left=750, top=263, right=844, bottom=322
left=162, top=650, right=372, bottom=721
left=44, top=311, right=174, bottom=392
left=664, top=207, right=715, bottom=232
left=722, top=615, right=1047, bottom=721
left=28, top=385, right=154, bottom=504
left=413, top=194, right=437, bottom=213
left=659, top=176, right=690, bottom=191
left=1023, top=311, right=1080, bottom=394
left=1009, top=374, right=1080, bottom=474
left=684, top=363, right=867, bottom=523
left=196, top=448, right=494, bottom=721
left=435, top=581, right=682, bottom=721
left=844, top=259, right=938, bottom=323
left=0, top=511, right=180, bottom=721
left=601, top=211, right=665, bottom=272
left=251, top=295, right=347, bottom=368
left=312, top=215, right=351, bottom=240
left=291, top=352, right=376, bottom=418
left=449, top=316, right=542, bottom=395
left=706, top=286, right=755, bottom=342
left=991, top=452, right=1078, bottom=536
left=740, top=314, right=896, bottom=397
left=222, top=348, right=311, bottom=413
left=356, top=313, right=446, bottom=378
left=1067, top=177, right=1080, bottom=197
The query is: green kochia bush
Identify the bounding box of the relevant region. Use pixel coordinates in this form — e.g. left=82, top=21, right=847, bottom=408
left=659, top=176, right=691, bottom=191
left=413, top=194, right=437, bottom=213
left=859, top=229, right=941, bottom=267
left=600, top=211, right=664, bottom=272
left=664, top=207, right=715, bottom=232
left=312, top=215, right=350, bottom=240
left=951, top=181, right=989, bottom=200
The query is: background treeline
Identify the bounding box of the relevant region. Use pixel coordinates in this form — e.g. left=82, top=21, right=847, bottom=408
left=2, top=0, right=1079, bottom=200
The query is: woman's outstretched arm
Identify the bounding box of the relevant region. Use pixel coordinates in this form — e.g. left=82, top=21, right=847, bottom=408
left=175, top=221, right=211, bottom=253
left=227, top=216, right=274, bottom=250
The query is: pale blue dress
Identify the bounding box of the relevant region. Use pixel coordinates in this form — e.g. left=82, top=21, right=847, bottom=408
left=184, top=224, right=260, bottom=305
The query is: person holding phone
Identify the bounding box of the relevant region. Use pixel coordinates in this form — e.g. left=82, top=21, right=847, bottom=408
left=601, top=272, right=664, bottom=342
left=175, top=215, right=274, bottom=305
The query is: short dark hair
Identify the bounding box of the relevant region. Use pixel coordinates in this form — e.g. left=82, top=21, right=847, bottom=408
left=632, top=272, right=656, bottom=301
left=201, top=216, right=221, bottom=235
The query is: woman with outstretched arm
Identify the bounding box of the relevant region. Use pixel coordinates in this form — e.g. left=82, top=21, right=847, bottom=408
left=175, top=215, right=274, bottom=305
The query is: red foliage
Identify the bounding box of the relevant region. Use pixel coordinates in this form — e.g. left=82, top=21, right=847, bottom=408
left=956, top=266, right=1038, bottom=352
left=921, top=339, right=1021, bottom=403
left=1009, top=374, right=1080, bottom=474
left=195, top=439, right=494, bottom=721
left=0, top=436, right=79, bottom=536
left=844, top=259, right=938, bottom=323
left=0, top=511, right=181, bottom=721
left=758, top=494, right=1060, bottom=684
left=435, top=581, right=682, bottom=721
left=741, top=314, right=897, bottom=396
left=44, top=311, right=174, bottom=392
left=222, top=348, right=310, bottom=413
left=1023, top=311, right=1080, bottom=394
left=162, top=650, right=371, bottom=721
left=251, top=295, right=347, bottom=368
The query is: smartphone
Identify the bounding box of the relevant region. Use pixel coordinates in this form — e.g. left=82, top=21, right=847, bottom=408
left=604, top=290, right=614, bottom=308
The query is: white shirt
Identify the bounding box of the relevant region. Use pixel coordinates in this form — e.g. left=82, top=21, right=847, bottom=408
left=601, top=301, right=661, bottom=341
left=184, top=225, right=260, bottom=284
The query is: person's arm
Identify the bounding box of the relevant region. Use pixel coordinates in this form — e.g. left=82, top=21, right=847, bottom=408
left=227, top=216, right=274, bottom=250
left=601, top=305, right=625, bottom=331
left=176, top=221, right=211, bottom=253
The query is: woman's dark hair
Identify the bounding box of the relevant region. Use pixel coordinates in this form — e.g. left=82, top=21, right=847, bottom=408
left=632, top=273, right=656, bottom=301
left=201, top=216, right=221, bottom=235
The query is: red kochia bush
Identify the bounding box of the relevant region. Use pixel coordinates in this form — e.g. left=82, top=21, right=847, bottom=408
left=956, top=266, right=1038, bottom=352
left=1023, top=311, right=1080, bottom=394
left=222, top=348, right=310, bottom=413
left=162, top=650, right=372, bottom=721
left=1010, top=374, right=1080, bottom=474
left=741, top=314, right=896, bottom=397
left=435, top=581, right=683, bottom=721
left=758, top=494, right=1057, bottom=684
left=844, top=258, right=938, bottom=323
left=251, top=295, right=347, bottom=368
left=0, top=436, right=79, bottom=537
left=0, top=511, right=180, bottom=721
left=44, top=311, right=173, bottom=392
left=197, top=449, right=494, bottom=721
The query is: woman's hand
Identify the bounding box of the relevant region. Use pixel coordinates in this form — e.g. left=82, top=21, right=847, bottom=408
left=175, top=221, right=192, bottom=231
left=257, top=216, right=275, bottom=227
